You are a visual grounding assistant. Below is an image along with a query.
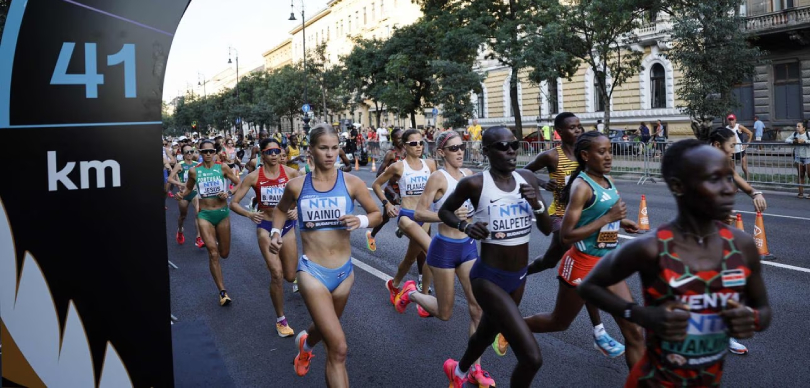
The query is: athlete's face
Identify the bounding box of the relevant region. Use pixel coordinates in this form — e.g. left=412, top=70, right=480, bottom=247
left=312, top=134, right=340, bottom=169
left=712, top=138, right=735, bottom=159
left=438, top=135, right=465, bottom=169
left=279, top=148, right=288, bottom=165
left=262, top=143, right=281, bottom=166
left=392, top=131, right=403, bottom=148
left=582, top=136, right=612, bottom=175
left=403, top=133, right=424, bottom=158
left=200, top=144, right=216, bottom=161
left=484, top=129, right=518, bottom=173
left=677, top=147, right=736, bottom=221
left=557, top=117, right=583, bottom=144
left=182, top=146, right=194, bottom=161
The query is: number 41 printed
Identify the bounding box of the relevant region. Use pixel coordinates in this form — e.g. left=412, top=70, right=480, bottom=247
left=50, top=43, right=136, bottom=98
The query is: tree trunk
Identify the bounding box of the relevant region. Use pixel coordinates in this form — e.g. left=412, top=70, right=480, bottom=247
left=321, top=84, right=329, bottom=124
left=510, top=68, right=523, bottom=138
left=411, top=112, right=417, bottom=129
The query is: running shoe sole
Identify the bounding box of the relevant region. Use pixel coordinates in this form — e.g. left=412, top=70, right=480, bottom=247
left=294, top=331, right=313, bottom=377
left=593, top=342, right=625, bottom=358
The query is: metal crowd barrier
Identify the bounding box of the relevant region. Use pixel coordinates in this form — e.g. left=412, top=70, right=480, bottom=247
left=362, top=139, right=808, bottom=190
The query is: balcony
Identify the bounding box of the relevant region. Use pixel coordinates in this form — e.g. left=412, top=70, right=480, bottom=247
left=634, top=20, right=671, bottom=47
left=746, top=6, right=810, bottom=34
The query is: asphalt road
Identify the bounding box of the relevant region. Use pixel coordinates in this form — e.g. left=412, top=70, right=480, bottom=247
left=167, top=166, right=810, bottom=387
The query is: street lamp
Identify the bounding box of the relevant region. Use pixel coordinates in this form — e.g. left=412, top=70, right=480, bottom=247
left=197, top=72, right=207, bottom=98
left=228, top=46, right=240, bottom=136
left=288, top=0, right=310, bottom=135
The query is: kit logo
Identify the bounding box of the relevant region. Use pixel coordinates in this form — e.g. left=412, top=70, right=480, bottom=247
left=48, top=151, right=121, bottom=191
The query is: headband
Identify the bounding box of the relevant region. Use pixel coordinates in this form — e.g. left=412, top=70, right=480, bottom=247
left=438, top=132, right=459, bottom=149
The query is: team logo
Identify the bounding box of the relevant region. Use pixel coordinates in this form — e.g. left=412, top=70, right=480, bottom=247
left=666, top=353, right=687, bottom=366
left=572, top=278, right=582, bottom=284
left=306, top=222, right=315, bottom=229
left=337, top=271, right=346, bottom=279
left=494, top=232, right=506, bottom=239
left=721, top=269, right=746, bottom=287
left=279, top=178, right=286, bottom=183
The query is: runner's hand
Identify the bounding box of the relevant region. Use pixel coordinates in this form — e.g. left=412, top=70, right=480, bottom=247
left=218, top=191, right=229, bottom=199
left=384, top=203, right=399, bottom=218
left=519, top=183, right=542, bottom=209
left=286, top=208, right=298, bottom=221
left=543, top=180, right=557, bottom=192
left=640, top=300, right=690, bottom=342
left=752, top=194, right=767, bottom=212
left=719, top=299, right=756, bottom=339
left=339, top=215, right=361, bottom=231
left=621, top=219, right=639, bottom=233
left=465, top=222, right=489, bottom=240
left=269, top=234, right=282, bottom=254
left=342, top=165, right=352, bottom=172
left=454, top=206, right=469, bottom=219
left=249, top=212, right=263, bottom=224
left=605, top=201, right=627, bottom=223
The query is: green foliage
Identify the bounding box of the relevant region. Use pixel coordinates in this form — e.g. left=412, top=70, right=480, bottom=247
left=342, top=38, right=390, bottom=127
left=663, top=0, right=763, bottom=140
left=0, top=0, right=7, bottom=39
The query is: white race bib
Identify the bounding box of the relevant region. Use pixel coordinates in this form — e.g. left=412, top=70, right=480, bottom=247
left=260, top=186, right=284, bottom=207
left=487, top=201, right=532, bottom=240
left=596, top=221, right=620, bottom=249
left=200, top=180, right=223, bottom=196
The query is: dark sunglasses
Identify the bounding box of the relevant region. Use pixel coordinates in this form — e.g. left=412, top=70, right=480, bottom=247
left=200, top=149, right=217, bottom=154
left=486, top=140, right=520, bottom=151
left=405, top=140, right=425, bottom=147
left=184, top=150, right=195, bottom=155
left=443, top=144, right=466, bottom=152
left=263, top=148, right=282, bottom=155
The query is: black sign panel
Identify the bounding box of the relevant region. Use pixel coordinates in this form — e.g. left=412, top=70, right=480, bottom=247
left=1, top=0, right=188, bottom=386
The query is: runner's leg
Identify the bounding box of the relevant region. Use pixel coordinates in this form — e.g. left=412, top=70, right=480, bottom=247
left=199, top=218, right=225, bottom=291
left=607, top=281, right=644, bottom=369
left=258, top=228, right=285, bottom=318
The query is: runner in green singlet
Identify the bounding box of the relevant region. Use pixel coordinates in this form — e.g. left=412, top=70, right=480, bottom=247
left=179, top=140, right=241, bottom=306
left=167, top=144, right=202, bottom=247
left=579, top=140, right=771, bottom=387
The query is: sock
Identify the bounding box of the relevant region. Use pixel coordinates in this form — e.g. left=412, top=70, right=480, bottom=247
left=455, top=364, right=468, bottom=378
left=418, top=274, right=423, bottom=283
left=407, top=290, right=416, bottom=299
left=302, top=338, right=313, bottom=352
left=277, top=316, right=286, bottom=323
left=594, top=323, right=606, bottom=337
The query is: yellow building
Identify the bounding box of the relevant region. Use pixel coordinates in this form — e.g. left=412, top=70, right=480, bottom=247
left=263, top=38, right=292, bottom=71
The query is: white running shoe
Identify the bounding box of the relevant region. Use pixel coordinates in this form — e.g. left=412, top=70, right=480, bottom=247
left=728, top=338, right=748, bottom=355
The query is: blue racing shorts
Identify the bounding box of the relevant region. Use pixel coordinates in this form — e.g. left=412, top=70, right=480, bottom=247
left=397, top=208, right=424, bottom=226
left=426, top=234, right=478, bottom=269
left=258, top=219, right=295, bottom=237
left=297, top=256, right=354, bottom=292
left=163, top=168, right=169, bottom=184
left=469, top=259, right=527, bottom=294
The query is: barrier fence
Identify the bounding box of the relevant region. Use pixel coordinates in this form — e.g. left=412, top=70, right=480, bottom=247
left=361, top=140, right=809, bottom=189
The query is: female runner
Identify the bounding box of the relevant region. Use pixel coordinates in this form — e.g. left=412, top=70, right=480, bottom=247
left=439, top=126, right=552, bottom=388
left=269, top=124, right=381, bottom=387
left=578, top=140, right=771, bottom=387
left=372, top=129, right=436, bottom=304
left=178, top=140, right=241, bottom=306
left=393, top=130, right=496, bottom=387
left=230, top=138, right=300, bottom=337
left=168, top=144, right=203, bottom=246
left=520, top=131, right=644, bottom=370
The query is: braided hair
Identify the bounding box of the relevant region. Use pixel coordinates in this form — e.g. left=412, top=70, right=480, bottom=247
left=560, top=131, right=607, bottom=204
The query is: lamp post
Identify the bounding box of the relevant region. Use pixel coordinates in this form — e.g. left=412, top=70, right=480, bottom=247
left=197, top=72, right=207, bottom=98
left=289, top=0, right=310, bottom=135
left=228, top=46, right=240, bottom=136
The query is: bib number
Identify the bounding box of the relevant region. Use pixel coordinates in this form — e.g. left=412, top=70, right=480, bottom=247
left=200, top=180, right=223, bottom=196
left=261, top=186, right=283, bottom=207
left=596, top=221, right=620, bottom=249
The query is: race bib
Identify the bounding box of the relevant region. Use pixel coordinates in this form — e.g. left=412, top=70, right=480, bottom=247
left=404, top=174, right=428, bottom=196
left=596, top=221, right=620, bottom=249
left=200, top=180, right=223, bottom=197
left=260, top=186, right=284, bottom=207
left=301, top=196, right=348, bottom=230
left=659, top=312, right=728, bottom=370
left=487, top=201, right=532, bottom=240
left=182, top=170, right=189, bottom=183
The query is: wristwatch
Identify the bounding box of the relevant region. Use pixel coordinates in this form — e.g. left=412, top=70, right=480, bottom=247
left=381, top=199, right=389, bottom=207
left=623, top=302, right=638, bottom=320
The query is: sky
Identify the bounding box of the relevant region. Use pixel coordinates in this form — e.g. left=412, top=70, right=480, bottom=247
left=162, top=0, right=328, bottom=102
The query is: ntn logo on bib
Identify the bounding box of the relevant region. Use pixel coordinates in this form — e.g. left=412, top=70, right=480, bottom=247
left=487, top=202, right=532, bottom=240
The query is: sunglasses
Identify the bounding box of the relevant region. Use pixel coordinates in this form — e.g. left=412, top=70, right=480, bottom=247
left=200, top=149, right=216, bottom=154
left=184, top=150, right=195, bottom=155
left=263, top=148, right=282, bottom=155
left=405, top=140, right=425, bottom=147
left=486, top=140, right=520, bottom=151
left=442, top=144, right=466, bottom=152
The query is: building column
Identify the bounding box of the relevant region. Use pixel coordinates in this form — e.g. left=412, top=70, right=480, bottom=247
left=753, top=64, right=771, bottom=126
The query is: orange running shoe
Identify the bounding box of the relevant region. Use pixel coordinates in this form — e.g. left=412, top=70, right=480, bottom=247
left=470, top=364, right=496, bottom=387
left=443, top=359, right=468, bottom=388
left=365, top=230, right=377, bottom=252
left=394, top=280, right=417, bottom=313
left=294, top=331, right=314, bottom=377
left=195, top=236, right=205, bottom=249
left=417, top=304, right=433, bottom=318
left=386, top=279, right=400, bottom=306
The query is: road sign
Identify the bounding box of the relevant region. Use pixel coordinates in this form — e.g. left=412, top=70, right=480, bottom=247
left=302, top=103, right=311, bottom=113
left=432, top=107, right=438, bottom=116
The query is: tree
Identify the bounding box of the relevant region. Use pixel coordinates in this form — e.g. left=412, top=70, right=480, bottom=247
left=266, top=64, right=307, bottom=131
left=308, top=43, right=351, bottom=125
left=379, top=22, right=436, bottom=128
left=663, top=0, right=763, bottom=140
left=551, top=0, right=650, bottom=129
left=343, top=38, right=390, bottom=128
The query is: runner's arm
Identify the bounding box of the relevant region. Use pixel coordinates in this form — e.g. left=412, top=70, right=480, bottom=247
left=559, top=179, right=624, bottom=245
left=372, top=162, right=401, bottom=209
left=377, top=151, right=395, bottom=178
left=167, top=163, right=184, bottom=186
left=439, top=175, right=487, bottom=239
left=345, top=174, right=382, bottom=229
left=414, top=171, right=445, bottom=223
left=229, top=172, right=257, bottom=217
left=339, top=149, right=352, bottom=172
left=181, top=168, right=197, bottom=196
left=734, top=229, right=772, bottom=332
left=221, top=164, right=240, bottom=187
left=269, top=178, right=302, bottom=254
left=518, top=170, right=552, bottom=235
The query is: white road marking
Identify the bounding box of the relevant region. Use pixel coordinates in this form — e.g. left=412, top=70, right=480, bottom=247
left=733, top=210, right=810, bottom=222
left=617, top=233, right=809, bottom=273
left=352, top=257, right=392, bottom=281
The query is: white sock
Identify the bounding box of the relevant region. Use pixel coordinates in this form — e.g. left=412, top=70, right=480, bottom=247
left=407, top=290, right=416, bottom=299
left=277, top=316, right=286, bottom=323
left=594, top=323, right=606, bottom=337
left=454, top=364, right=468, bottom=378
left=302, top=339, right=313, bottom=352
left=418, top=274, right=423, bottom=283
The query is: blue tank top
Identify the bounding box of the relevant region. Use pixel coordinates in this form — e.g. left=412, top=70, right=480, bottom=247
left=297, top=170, right=354, bottom=231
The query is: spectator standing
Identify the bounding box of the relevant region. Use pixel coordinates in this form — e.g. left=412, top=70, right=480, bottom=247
left=639, top=122, right=651, bottom=143
left=596, top=119, right=605, bottom=134
left=726, top=114, right=753, bottom=181
left=753, top=115, right=765, bottom=142
left=786, top=121, right=810, bottom=198
left=377, top=125, right=389, bottom=151
left=467, top=119, right=483, bottom=165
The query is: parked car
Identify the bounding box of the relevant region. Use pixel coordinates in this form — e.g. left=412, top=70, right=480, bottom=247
left=523, top=131, right=543, bottom=143
left=609, top=129, right=641, bottom=156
